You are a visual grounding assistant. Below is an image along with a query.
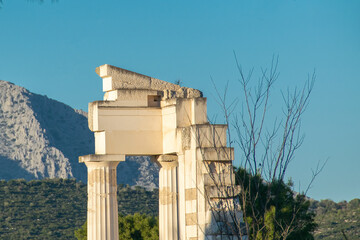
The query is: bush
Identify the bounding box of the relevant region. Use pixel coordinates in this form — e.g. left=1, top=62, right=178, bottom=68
left=74, top=213, right=158, bottom=240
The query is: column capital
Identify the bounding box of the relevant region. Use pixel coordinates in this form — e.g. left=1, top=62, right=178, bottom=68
left=156, top=154, right=178, bottom=162
left=156, top=154, right=178, bottom=169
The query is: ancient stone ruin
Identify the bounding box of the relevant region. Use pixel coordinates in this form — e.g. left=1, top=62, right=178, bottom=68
left=79, top=64, right=242, bottom=240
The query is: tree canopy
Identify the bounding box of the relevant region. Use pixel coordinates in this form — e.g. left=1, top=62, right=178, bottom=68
left=235, top=167, right=317, bottom=240
left=74, top=213, right=158, bottom=240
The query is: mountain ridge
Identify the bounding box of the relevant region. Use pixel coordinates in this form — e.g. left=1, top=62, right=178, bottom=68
left=0, top=80, right=159, bottom=188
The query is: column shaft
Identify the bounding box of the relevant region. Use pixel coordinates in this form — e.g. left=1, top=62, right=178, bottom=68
left=159, top=160, right=179, bottom=240
left=85, top=161, right=119, bottom=240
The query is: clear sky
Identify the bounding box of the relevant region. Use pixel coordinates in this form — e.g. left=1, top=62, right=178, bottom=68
left=0, top=0, right=359, bottom=202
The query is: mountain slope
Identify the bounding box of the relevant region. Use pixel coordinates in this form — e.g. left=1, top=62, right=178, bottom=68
left=0, top=80, right=159, bottom=188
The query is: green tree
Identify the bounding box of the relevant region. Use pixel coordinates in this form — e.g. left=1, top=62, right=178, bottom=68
left=74, top=222, right=87, bottom=240
left=74, top=213, right=158, bottom=240
left=236, top=168, right=317, bottom=240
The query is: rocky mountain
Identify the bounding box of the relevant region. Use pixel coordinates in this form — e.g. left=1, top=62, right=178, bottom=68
left=0, top=80, right=159, bottom=188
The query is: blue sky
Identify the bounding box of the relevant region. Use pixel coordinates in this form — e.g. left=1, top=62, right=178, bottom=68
left=0, top=0, right=359, bottom=202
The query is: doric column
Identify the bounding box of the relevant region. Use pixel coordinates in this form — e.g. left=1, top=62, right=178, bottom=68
left=157, top=155, right=179, bottom=240
left=80, top=154, right=125, bottom=240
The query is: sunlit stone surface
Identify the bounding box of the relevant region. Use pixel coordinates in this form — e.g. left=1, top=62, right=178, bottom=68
left=80, top=64, right=242, bottom=240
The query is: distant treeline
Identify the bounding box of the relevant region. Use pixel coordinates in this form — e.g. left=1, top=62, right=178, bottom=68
left=0, top=179, right=158, bottom=240
left=310, top=198, right=360, bottom=239
left=0, top=179, right=358, bottom=240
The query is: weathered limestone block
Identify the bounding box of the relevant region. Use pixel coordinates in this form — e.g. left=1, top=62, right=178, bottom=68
left=161, top=97, right=208, bottom=154
left=205, top=186, right=241, bottom=199
left=192, top=124, right=227, bottom=148
left=94, top=130, right=163, bottom=155
left=172, top=98, right=208, bottom=127
left=203, top=172, right=236, bottom=186
left=103, top=89, right=163, bottom=106
left=96, top=64, right=202, bottom=98
left=88, top=102, right=162, bottom=132
left=196, top=147, right=234, bottom=161
left=201, top=161, right=233, bottom=174
left=204, top=198, right=244, bottom=238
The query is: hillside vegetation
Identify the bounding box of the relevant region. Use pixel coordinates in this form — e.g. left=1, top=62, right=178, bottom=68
left=0, top=179, right=158, bottom=240
left=0, top=179, right=359, bottom=239
left=311, top=199, right=360, bottom=239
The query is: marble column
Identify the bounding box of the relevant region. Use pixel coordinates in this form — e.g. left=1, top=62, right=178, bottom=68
left=85, top=161, right=120, bottom=240
left=158, top=155, right=179, bottom=240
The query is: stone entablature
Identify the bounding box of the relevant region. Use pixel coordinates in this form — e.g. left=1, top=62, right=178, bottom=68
left=80, top=65, right=242, bottom=240
left=96, top=64, right=202, bottom=99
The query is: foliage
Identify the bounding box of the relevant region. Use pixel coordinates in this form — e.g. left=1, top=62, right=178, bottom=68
left=74, top=213, right=158, bottom=240
left=118, top=213, right=158, bottom=240
left=0, top=178, right=87, bottom=240
left=117, top=184, right=158, bottom=217
left=0, top=178, right=358, bottom=239
left=0, top=179, right=158, bottom=239
left=235, top=168, right=317, bottom=240
left=311, top=198, right=360, bottom=240
left=74, top=222, right=87, bottom=240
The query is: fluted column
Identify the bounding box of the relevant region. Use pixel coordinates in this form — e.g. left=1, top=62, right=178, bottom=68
left=158, top=155, right=179, bottom=240
left=85, top=161, right=120, bottom=240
